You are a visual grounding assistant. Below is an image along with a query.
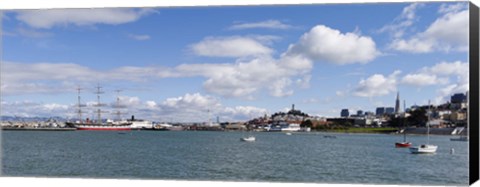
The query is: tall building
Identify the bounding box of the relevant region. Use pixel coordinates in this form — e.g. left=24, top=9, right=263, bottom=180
left=340, top=109, right=350, bottom=117
left=395, top=92, right=400, bottom=114
left=376, top=107, right=385, bottom=116
left=385, top=107, right=395, bottom=114
left=357, top=110, right=363, bottom=116
left=451, top=93, right=467, bottom=103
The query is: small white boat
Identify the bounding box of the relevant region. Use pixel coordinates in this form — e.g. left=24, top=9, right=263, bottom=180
left=241, top=136, right=256, bottom=142
left=409, top=144, right=438, bottom=154
left=410, top=101, right=437, bottom=154
left=285, top=132, right=292, bottom=135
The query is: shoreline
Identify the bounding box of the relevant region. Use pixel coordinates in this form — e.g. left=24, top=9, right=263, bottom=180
left=0, top=127, right=467, bottom=136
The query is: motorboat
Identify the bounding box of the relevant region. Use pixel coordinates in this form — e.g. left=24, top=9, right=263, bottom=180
left=240, top=136, right=256, bottom=142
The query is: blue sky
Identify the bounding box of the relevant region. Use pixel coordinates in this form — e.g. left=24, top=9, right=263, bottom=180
left=1, top=2, right=470, bottom=122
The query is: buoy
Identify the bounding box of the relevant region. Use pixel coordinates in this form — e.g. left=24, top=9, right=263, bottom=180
left=450, top=148, right=455, bottom=154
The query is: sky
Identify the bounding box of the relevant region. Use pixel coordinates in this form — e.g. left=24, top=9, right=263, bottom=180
left=0, top=2, right=470, bottom=122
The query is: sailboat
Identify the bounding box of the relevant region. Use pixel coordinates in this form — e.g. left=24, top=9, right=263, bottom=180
left=65, top=85, right=132, bottom=131
left=395, top=129, right=412, bottom=147
left=396, top=100, right=411, bottom=148
left=409, top=101, right=437, bottom=154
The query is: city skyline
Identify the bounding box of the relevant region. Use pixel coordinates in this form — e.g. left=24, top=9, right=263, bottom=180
left=1, top=2, right=470, bottom=122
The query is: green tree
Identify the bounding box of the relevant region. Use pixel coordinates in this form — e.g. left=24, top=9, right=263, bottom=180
left=407, top=108, right=428, bottom=127
left=300, top=119, right=313, bottom=128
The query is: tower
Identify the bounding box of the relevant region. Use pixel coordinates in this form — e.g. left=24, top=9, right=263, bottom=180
left=395, top=91, right=400, bottom=114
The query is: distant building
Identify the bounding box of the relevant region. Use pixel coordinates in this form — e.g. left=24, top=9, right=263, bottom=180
left=357, top=110, right=364, bottom=116
left=340, top=109, right=350, bottom=117
left=376, top=107, right=385, bottom=116
left=451, top=93, right=467, bottom=104
left=385, top=107, right=395, bottom=114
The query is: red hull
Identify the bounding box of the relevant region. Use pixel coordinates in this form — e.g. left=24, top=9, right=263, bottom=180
left=77, top=127, right=131, bottom=131
left=395, top=142, right=412, bottom=148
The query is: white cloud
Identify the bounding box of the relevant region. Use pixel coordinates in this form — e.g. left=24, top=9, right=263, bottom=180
left=1, top=58, right=309, bottom=98
left=0, top=61, right=173, bottom=94
left=128, top=34, right=151, bottom=41
left=155, top=93, right=268, bottom=122
left=438, top=3, right=468, bottom=14
left=0, top=101, right=72, bottom=118
left=353, top=70, right=400, bottom=97
left=161, top=93, right=221, bottom=110
left=401, top=74, right=448, bottom=86
left=389, top=3, right=468, bottom=53
left=145, top=101, right=157, bottom=108
left=15, top=8, right=155, bottom=29
left=172, top=54, right=311, bottom=99
left=16, top=27, right=52, bottom=38
left=400, top=60, right=468, bottom=104
left=428, top=61, right=468, bottom=77
left=401, top=61, right=467, bottom=87
left=190, top=36, right=274, bottom=58
left=269, top=78, right=294, bottom=97
left=285, top=25, right=379, bottom=65
left=229, top=20, right=292, bottom=30
left=378, top=3, right=424, bottom=38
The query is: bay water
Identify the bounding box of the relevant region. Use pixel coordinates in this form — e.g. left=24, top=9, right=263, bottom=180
left=1, top=131, right=469, bottom=185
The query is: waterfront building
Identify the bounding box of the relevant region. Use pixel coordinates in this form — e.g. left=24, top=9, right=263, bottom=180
left=357, top=110, right=364, bottom=116
left=340, top=109, right=350, bottom=117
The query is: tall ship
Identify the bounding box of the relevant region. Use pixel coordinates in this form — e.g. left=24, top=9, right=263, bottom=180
left=66, top=86, right=132, bottom=131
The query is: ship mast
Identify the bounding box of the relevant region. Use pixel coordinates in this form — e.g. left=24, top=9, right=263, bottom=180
left=113, top=89, right=126, bottom=121
left=76, top=87, right=85, bottom=123
left=94, top=84, right=107, bottom=124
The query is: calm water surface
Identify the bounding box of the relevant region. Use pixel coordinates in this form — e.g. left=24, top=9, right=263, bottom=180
left=1, top=131, right=469, bottom=185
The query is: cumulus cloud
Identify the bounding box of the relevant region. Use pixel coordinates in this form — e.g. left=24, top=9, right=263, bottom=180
left=400, top=60, right=468, bottom=103
left=353, top=70, right=401, bottom=97
left=285, top=25, right=379, bottom=65
left=222, top=106, right=268, bottom=121
left=229, top=20, right=292, bottom=30
left=401, top=61, right=467, bottom=86
left=401, top=74, right=448, bottom=86
left=128, top=93, right=268, bottom=122
left=15, top=8, right=155, bottom=29
left=177, top=57, right=302, bottom=98
left=389, top=3, right=468, bottom=53
left=190, top=36, right=274, bottom=58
